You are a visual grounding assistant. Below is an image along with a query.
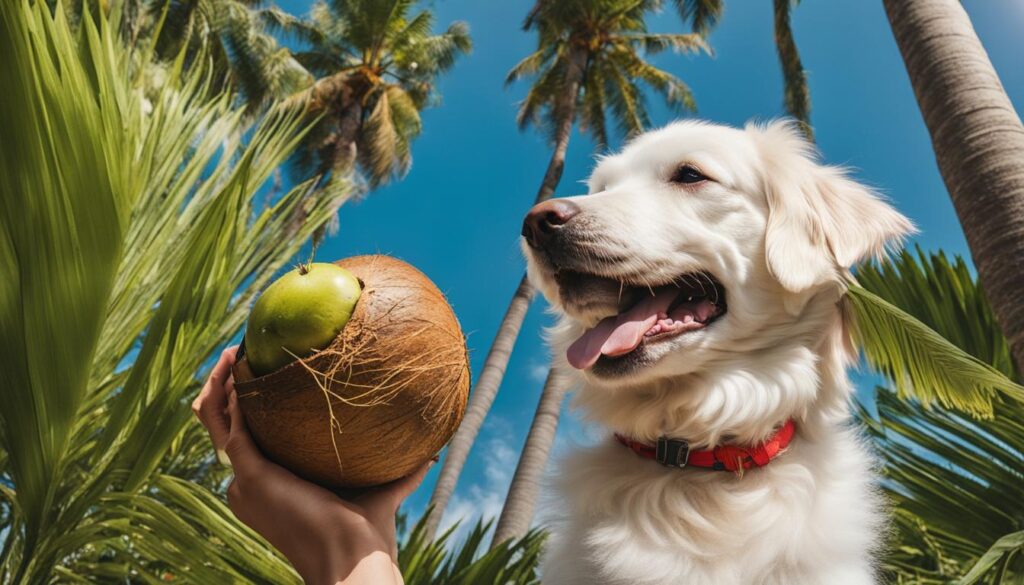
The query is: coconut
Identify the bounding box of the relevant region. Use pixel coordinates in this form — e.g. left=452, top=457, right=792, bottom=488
left=232, top=255, right=470, bottom=488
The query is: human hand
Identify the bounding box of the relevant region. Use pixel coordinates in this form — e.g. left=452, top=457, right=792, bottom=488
left=192, top=346, right=431, bottom=585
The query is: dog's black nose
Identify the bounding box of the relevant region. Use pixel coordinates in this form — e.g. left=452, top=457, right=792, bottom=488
left=522, top=199, right=581, bottom=249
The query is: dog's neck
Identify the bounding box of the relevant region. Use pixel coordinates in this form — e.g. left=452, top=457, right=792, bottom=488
left=570, top=291, right=855, bottom=448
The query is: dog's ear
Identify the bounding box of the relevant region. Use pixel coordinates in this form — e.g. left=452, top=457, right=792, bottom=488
left=753, top=121, right=915, bottom=308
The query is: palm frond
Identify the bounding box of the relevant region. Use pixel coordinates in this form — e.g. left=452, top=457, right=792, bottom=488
left=956, top=531, right=1024, bottom=585
left=398, top=511, right=546, bottom=585
left=396, top=21, right=472, bottom=76
left=860, top=389, right=1024, bottom=583
left=359, top=87, right=401, bottom=186
left=846, top=284, right=1024, bottom=417
left=601, top=51, right=650, bottom=138
left=506, top=48, right=550, bottom=86
left=578, top=63, right=610, bottom=148
left=1, top=0, right=133, bottom=554
left=259, top=5, right=326, bottom=46
left=635, top=32, right=709, bottom=55
left=856, top=250, right=1024, bottom=582
left=672, top=0, right=723, bottom=37
left=857, top=248, right=1017, bottom=380
left=0, top=2, right=346, bottom=580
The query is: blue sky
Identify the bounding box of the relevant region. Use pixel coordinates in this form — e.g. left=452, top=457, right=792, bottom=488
left=271, top=0, right=1024, bottom=534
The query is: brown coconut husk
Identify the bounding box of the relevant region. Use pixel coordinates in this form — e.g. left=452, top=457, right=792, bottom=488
left=232, top=255, right=470, bottom=488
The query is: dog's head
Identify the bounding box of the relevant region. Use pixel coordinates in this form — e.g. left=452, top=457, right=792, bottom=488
left=523, top=120, right=913, bottom=389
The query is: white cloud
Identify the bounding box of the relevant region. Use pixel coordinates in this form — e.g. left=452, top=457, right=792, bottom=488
left=527, top=361, right=549, bottom=383
left=431, top=407, right=604, bottom=545
left=436, top=416, right=519, bottom=543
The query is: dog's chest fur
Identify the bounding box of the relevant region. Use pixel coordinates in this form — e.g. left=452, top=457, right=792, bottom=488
left=540, top=429, right=882, bottom=584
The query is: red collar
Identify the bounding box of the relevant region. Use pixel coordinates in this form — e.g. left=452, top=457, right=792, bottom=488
left=614, top=419, right=797, bottom=474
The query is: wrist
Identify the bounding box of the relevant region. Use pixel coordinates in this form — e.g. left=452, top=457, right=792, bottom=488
left=298, top=515, right=396, bottom=585
left=308, top=549, right=397, bottom=585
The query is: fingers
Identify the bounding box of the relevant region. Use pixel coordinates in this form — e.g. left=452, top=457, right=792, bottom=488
left=374, top=459, right=436, bottom=512
left=192, top=346, right=239, bottom=457
left=224, top=385, right=266, bottom=478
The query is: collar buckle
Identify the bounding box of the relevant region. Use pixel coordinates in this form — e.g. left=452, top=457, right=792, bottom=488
left=655, top=436, right=690, bottom=468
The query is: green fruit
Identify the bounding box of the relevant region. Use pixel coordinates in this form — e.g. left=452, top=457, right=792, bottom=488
left=245, top=263, right=362, bottom=376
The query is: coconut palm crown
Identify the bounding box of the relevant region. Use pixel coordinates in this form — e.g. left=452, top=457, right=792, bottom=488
left=510, top=0, right=707, bottom=149
left=153, top=0, right=313, bottom=110
left=669, top=0, right=811, bottom=138
left=263, top=0, right=471, bottom=195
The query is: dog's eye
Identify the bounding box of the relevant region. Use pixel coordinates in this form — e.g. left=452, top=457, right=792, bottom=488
left=670, top=165, right=707, bottom=185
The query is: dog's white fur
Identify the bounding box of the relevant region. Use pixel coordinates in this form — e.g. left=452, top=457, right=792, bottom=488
left=522, top=120, right=913, bottom=584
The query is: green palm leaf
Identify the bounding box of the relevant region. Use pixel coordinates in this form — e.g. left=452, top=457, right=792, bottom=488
left=0, top=2, right=345, bottom=581
left=849, top=248, right=1024, bottom=417
left=398, top=511, right=546, bottom=585
left=847, top=283, right=1024, bottom=417
left=511, top=0, right=709, bottom=147
left=855, top=248, right=1023, bottom=583
left=957, top=531, right=1024, bottom=585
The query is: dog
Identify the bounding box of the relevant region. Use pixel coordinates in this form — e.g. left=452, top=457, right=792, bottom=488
left=520, top=120, right=913, bottom=584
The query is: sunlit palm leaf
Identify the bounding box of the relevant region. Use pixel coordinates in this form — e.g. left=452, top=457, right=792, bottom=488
left=0, top=2, right=345, bottom=581
left=398, top=511, right=546, bottom=585
left=957, top=531, right=1024, bottom=585
left=637, top=32, right=709, bottom=55
left=846, top=284, right=1024, bottom=417
left=855, top=248, right=1023, bottom=583
left=857, top=248, right=1017, bottom=380
left=1, top=0, right=133, bottom=559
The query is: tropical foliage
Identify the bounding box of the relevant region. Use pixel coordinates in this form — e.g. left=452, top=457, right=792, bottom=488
left=153, top=0, right=312, bottom=110
left=399, top=513, right=546, bottom=585
left=511, top=0, right=707, bottom=147
left=264, top=0, right=471, bottom=197
left=668, top=0, right=812, bottom=136
left=4, top=0, right=1023, bottom=582
left=856, top=249, right=1024, bottom=584
left=0, top=2, right=339, bottom=581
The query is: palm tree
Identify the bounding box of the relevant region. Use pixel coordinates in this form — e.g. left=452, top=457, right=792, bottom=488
left=262, top=0, right=471, bottom=219
left=882, top=0, right=1024, bottom=375
left=670, top=0, right=812, bottom=137
left=425, top=0, right=707, bottom=541
left=0, top=3, right=342, bottom=581
left=456, top=0, right=704, bottom=546
left=854, top=249, right=1023, bottom=583
left=150, top=0, right=312, bottom=111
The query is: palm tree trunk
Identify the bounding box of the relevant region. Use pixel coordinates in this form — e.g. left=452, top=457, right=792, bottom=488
left=288, top=77, right=362, bottom=241
left=492, top=369, right=571, bottom=546
left=423, top=275, right=533, bottom=537
left=883, top=0, right=1024, bottom=374
left=423, top=44, right=588, bottom=539
left=772, top=0, right=812, bottom=138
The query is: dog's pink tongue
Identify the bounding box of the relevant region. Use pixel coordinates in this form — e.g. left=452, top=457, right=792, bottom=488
left=566, top=288, right=679, bottom=370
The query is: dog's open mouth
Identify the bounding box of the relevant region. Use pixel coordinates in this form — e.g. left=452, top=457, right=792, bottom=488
left=558, top=271, right=727, bottom=370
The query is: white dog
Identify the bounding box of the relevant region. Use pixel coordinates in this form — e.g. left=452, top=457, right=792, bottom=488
left=520, top=120, right=913, bottom=585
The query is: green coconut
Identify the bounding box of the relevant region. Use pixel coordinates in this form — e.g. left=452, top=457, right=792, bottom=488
left=244, top=263, right=362, bottom=377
